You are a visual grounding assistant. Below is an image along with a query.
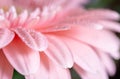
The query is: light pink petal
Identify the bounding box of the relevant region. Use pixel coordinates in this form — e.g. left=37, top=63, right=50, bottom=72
left=49, top=60, right=71, bottom=79
left=13, top=0, right=88, bottom=9
left=0, top=50, right=13, bottom=79
left=69, top=9, right=120, bottom=21
left=98, top=51, right=116, bottom=76
left=61, top=26, right=120, bottom=59
left=96, top=20, right=120, bottom=32
left=25, top=18, right=40, bottom=29
left=14, top=27, right=48, bottom=51
left=0, top=28, right=15, bottom=48
left=62, top=37, right=103, bottom=73
left=71, top=19, right=120, bottom=32
left=58, top=16, right=120, bottom=32
left=45, top=35, right=74, bottom=68
left=25, top=53, right=49, bottom=79
left=86, top=9, right=120, bottom=20
left=3, top=37, right=40, bottom=75
left=0, top=20, right=10, bottom=28
left=74, top=64, right=108, bottom=79
left=25, top=52, right=71, bottom=79
left=13, top=0, right=64, bottom=10
left=38, top=53, right=49, bottom=79
left=7, top=6, right=17, bottom=21
left=18, top=10, right=28, bottom=25
left=42, top=24, right=71, bottom=32
left=70, top=18, right=120, bottom=32
left=86, top=20, right=120, bottom=32
left=63, top=0, right=87, bottom=9
left=30, top=8, right=40, bottom=19
left=24, top=9, right=40, bottom=28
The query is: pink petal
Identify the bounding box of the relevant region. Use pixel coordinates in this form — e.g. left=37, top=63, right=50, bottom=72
left=61, top=26, right=120, bottom=59
left=42, top=24, right=71, bottom=32
left=30, top=8, right=40, bottom=19
left=7, top=6, right=17, bottom=21
left=18, top=10, right=28, bottom=25
left=25, top=18, right=40, bottom=29
left=25, top=53, right=49, bottom=79
left=71, top=18, right=120, bottom=32
left=0, top=28, right=15, bottom=48
left=75, top=19, right=120, bottom=32
left=3, top=37, right=40, bottom=75
left=98, top=51, right=116, bottom=76
left=62, top=37, right=103, bottom=73
left=14, top=27, right=48, bottom=51
left=74, top=64, right=108, bottom=79
left=13, top=0, right=62, bottom=8
left=96, top=20, right=120, bottom=32
left=86, top=9, right=120, bottom=20
left=25, top=52, right=71, bottom=79
left=58, top=16, right=120, bottom=32
left=49, top=60, right=71, bottom=79
left=0, top=50, right=13, bottom=79
left=86, top=20, right=120, bottom=32
left=45, top=35, right=74, bottom=68
left=68, top=9, right=119, bottom=21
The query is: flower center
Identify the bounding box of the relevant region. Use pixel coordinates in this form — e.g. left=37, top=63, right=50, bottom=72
left=0, top=5, right=62, bottom=30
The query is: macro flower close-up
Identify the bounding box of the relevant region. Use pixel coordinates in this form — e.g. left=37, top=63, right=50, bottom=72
left=0, top=0, right=120, bottom=79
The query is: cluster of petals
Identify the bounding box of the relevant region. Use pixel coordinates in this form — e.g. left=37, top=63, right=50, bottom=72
left=0, top=0, right=120, bottom=79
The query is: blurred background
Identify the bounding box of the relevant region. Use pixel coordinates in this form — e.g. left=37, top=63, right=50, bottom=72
left=12, top=0, right=120, bottom=79
left=87, top=0, right=120, bottom=12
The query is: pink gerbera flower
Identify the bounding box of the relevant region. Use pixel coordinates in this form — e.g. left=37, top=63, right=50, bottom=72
left=0, top=0, right=120, bottom=79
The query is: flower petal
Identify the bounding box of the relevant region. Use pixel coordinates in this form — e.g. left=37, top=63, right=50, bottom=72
left=60, top=26, right=120, bottom=59
left=96, top=20, right=120, bottom=32
left=98, top=51, right=116, bottom=76
left=45, top=35, right=74, bottom=68
left=86, top=9, right=120, bottom=20
left=25, top=52, right=71, bottom=79
left=0, top=50, right=13, bottom=79
left=25, top=53, right=49, bottom=79
left=62, top=37, right=103, bottom=73
left=58, top=16, right=120, bottom=32
left=18, top=10, right=28, bottom=25
left=70, top=18, right=120, bottom=32
left=14, top=27, right=48, bottom=51
left=49, top=60, right=71, bottom=79
left=74, top=64, right=108, bottom=79
left=7, top=6, right=17, bottom=21
left=3, top=36, right=40, bottom=75
left=68, top=9, right=120, bottom=21
left=0, top=28, right=15, bottom=48
left=42, top=25, right=71, bottom=32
